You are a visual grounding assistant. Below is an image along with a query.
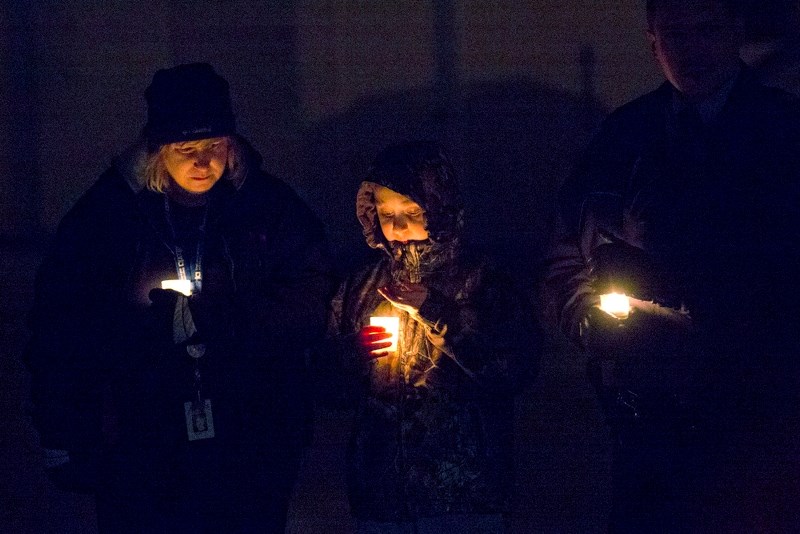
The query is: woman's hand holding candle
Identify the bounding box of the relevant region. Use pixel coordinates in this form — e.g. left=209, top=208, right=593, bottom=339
left=160, top=279, right=193, bottom=296
left=357, top=325, right=394, bottom=359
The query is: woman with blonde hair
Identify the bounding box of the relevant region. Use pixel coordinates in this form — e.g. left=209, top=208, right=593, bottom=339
left=27, top=63, right=331, bottom=533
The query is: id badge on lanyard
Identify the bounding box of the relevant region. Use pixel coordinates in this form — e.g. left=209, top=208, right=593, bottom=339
left=164, top=195, right=207, bottom=295
left=185, top=369, right=215, bottom=441
left=165, top=197, right=215, bottom=441
left=184, top=348, right=215, bottom=441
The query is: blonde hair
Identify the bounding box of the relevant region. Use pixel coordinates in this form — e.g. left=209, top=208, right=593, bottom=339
left=144, top=135, right=246, bottom=193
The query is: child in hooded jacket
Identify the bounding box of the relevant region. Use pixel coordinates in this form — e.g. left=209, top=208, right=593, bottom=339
left=322, top=141, right=539, bottom=533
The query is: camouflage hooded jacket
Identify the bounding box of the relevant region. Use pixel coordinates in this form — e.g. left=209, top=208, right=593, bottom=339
left=323, top=142, right=538, bottom=521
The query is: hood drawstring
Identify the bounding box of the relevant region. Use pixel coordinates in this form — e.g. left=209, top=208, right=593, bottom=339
left=392, top=241, right=423, bottom=284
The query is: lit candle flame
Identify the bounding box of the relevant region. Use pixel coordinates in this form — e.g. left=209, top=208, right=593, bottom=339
left=369, top=316, right=400, bottom=353
left=599, top=292, right=631, bottom=319
left=161, top=279, right=193, bottom=297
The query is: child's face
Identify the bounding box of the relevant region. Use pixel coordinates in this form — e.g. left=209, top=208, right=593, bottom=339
left=374, top=186, right=429, bottom=243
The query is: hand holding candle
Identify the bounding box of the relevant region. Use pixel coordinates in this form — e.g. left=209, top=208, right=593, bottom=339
left=359, top=316, right=400, bottom=359
left=161, top=279, right=193, bottom=297
left=599, top=292, right=631, bottom=319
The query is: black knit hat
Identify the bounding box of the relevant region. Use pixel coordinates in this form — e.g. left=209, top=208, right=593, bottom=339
left=144, top=63, right=236, bottom=145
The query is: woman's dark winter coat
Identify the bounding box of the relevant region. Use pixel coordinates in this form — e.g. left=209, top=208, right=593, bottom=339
left=25, top=137, right=331, bottom=528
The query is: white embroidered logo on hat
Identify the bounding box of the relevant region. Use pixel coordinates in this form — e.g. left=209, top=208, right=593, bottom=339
left=182, top=127, right=213, bottom=137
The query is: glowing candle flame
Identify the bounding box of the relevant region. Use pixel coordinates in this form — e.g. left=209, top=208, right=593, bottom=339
left=369, top=316, right=400, bottom=353
left=161, top=279, right=193, bottom=297
left=599, top=292, right=631, bottom=319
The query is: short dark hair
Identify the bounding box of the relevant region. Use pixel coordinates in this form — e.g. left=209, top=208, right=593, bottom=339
left=646, top=0, right=743, bottom=28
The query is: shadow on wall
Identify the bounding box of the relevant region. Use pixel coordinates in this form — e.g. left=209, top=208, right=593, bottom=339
left=297, top=77, right=605, bottom=283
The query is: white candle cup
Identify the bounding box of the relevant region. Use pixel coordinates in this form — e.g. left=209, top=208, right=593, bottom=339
left=161, top=279, right=193, bottom=297
left=369, top=316, right=400, bottom=353
left=599, top=292, right=631, bottom=320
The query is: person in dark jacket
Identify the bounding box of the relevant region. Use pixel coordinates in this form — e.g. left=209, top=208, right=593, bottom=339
left=546, top=0, right=800, bottom=531
left=25, top=63, right=332, bottom=533
left=321, top=141, right=539, bottom=533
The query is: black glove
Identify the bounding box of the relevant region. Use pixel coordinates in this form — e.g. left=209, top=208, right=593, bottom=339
left=590, top=240, right=654, bottom=295
left=148, top=287, right=181, bottom=308
left=581, top=298, right=691, bottom=352
left=45, top=451, right=99, bottom=494
left=589, top=239, right=681, bottom=308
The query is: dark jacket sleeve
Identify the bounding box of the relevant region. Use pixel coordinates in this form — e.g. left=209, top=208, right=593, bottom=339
left=27, top=222, right=101, bottom=450
left=232, top=177, right=334, bottom=355
left=312, top=274, right=367, bottom=409
left=25, top=173, right=138, bottom=452
left=544, top=104, right=643, bottom=346
left=544, top=121, right=614, bottom=346
left=544, top=236, right=596, bottom=346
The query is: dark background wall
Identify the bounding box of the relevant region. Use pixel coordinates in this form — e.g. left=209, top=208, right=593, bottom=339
left=2, top=1, right=798, bottom=532
left=1, top=0, right=664, bottom=243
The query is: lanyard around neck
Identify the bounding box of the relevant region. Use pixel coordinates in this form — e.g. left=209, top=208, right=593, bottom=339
left=164, top=195, right=209, bottom=293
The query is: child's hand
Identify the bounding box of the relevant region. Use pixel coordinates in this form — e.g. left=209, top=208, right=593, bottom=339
left=357, top=325, right=393, bottom=359
left=378, top=283, right=428, bottom=314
